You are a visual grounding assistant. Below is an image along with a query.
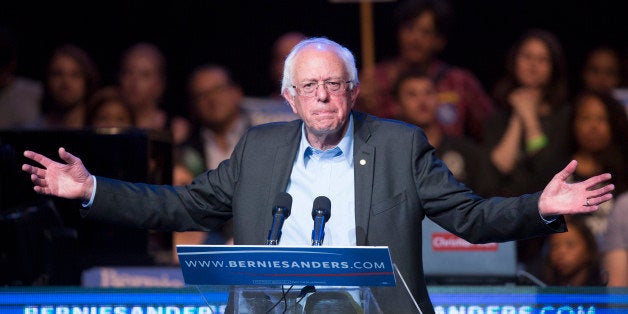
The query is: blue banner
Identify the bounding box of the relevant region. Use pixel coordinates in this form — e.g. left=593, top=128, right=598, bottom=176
left=177, top=245, right=395, bottom=286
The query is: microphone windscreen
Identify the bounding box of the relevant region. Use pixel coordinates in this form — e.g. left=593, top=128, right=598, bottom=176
left=273, top=192, right=293, bottom=217
left=312, top=196, right=331, bottom=220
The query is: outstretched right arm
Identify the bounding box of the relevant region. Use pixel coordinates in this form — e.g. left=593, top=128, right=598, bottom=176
left=22, top=147, right=94, bottom=203
left=22, top=146, right=234, bottom=232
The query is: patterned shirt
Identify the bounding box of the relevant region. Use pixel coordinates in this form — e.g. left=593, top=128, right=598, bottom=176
left=358, top=59, right=494, bottom=141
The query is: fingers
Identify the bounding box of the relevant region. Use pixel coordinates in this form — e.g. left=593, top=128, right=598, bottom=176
left=23, top=150, right=54, bottom=167
left=58, top=147, right=80, bottom=165
left=587, top=183, right=615, bottom=199
left=33, top=185, right=49, bottom=195
left=582, top=173, right=613, bottom=190
left=22, top=164, right=46, bottom=178
left=581, top=181, right=615, bottom=212
left=586, top=193, right=614, bottom=207
left=30, top=174, right=47, bottom=187
left=554, top=160, right=578, bottom=181
left=29, top=173, right=51, bottom=195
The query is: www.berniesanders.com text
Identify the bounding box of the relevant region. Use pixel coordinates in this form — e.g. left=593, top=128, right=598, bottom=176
left=184, top=259, right=386, bottom=270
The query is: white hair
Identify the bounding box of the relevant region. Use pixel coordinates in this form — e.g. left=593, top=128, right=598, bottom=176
left=280, top=37, right=359, bottom=96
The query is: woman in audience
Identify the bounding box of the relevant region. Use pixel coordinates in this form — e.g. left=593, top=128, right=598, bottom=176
left=483, top=29, right=572, bottom=279
left=581, top=45, right=622, bottom=95
left=85, top=86, right=135, bottom=128
left=543, top=217, right=605, bottom=286
left=568, top=91, right=628, bottom=242
left=484, top=29, right=571, bottom=197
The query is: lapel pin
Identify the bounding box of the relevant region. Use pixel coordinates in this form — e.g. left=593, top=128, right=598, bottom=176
left=359, top=159, right=366, bottom=166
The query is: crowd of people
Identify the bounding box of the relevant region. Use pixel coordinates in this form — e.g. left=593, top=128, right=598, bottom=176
left=2, top=0, right=627, bottom=289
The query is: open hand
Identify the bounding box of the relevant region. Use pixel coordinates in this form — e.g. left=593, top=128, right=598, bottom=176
left=22, top=147, right=94, bottom=202
left=539, top=160, right=614, bottom=217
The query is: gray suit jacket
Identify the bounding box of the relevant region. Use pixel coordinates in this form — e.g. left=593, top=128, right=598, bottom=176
left=86, top=111, right=565, bottom=313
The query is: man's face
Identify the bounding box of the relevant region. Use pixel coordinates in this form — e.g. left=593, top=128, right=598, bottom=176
left=397, top=77, right=438, bottom=127
left=271, top=33, right=306, bottom=86
left=48, top=54, right=86, bottom=109
left=189, top=68, right=242, bottom=128
left=398, top=11, right=445, bottom=65
left=283, top=46, right=358, bottom=139
left=119, top=52, right=164, bottom=110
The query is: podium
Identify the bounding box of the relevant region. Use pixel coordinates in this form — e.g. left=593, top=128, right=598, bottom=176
left=177, top=245, right=397, bottom=313
left=230, top=285, right=379, bottom=313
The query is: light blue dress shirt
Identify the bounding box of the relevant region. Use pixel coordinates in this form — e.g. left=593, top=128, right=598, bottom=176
left=280, top=116, right=356, bottom=246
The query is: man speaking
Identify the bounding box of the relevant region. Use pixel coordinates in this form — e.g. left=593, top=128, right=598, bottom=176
left=22, top=37, right=614, bottom=313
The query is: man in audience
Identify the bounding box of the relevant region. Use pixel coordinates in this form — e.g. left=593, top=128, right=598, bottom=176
left=394, top=70, right=492, bottom=196
left=173, top=64, right=250, bottom=252
left=38, top=44, right=100, bottom=128
left=358, top=0, right=494, bottom=142
left=240, top=31, right=303, bottom=126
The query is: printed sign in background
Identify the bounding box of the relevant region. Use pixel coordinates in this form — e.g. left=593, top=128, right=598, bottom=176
left=82, top=267, right=184, bottom=287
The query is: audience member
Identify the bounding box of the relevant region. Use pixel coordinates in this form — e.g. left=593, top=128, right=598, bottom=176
left=568, top=91, right=628, bottom=242
left=241, top=31, right=302, bottom=126
left=357, top=0, right=494, bottom=142
left=269, top=31, right=308, bottom=98
left=86, top=85, right=181, bottom=265
left=0, top=26, right=42, bottom=128
left=543, top=217, right=605, bottom=286
left=484, top=29, right=572, bottom=197
left=601, top=192, right=628, bottom=287
left=118, top=42, right=191, bottom=145
left=393, top=69, right=492, bottom=196
left=484, top=29, right=572, bottom=279
left=118, top=42, right=168, bottom=129
left=38, top=44, right=99, bottom=128
left=179, top=64, right=251, bottom=175
left=85, top=86, right=135, bottom=128
left=581, top=45, right=622, bottom=95
left=172, top=64, right=248, bottom=257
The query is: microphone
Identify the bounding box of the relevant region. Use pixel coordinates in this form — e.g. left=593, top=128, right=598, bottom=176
left=311, top=196, right=331, bottom=246
left=266, top=192, right=293, bottom=245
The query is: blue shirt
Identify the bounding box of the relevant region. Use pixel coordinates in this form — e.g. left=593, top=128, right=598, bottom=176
left=280, top=116, right=356, bottom=246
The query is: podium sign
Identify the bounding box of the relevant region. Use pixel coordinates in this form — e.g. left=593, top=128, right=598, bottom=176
left=177, top=245, right=395, bottom=287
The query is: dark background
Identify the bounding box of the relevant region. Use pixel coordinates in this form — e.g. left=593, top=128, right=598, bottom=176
left=1, top=0, right=626, bottom=285
left=2, top=0, right=628, bottom=116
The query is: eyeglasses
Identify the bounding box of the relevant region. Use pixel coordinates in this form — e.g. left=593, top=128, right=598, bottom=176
left=292, top=80, right=352, bottom=97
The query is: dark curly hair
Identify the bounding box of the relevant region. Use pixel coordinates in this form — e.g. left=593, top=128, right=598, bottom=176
left=570, top=91, right=628, bottom=194
left=493, top=29, right=568, bottom=110
left=393, top=0, right=455, bottom=39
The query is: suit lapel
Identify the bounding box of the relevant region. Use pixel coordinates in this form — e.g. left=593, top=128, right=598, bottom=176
left=267, top=120, right=302, bottom=219
left=352, top=112, right=374, bottom=246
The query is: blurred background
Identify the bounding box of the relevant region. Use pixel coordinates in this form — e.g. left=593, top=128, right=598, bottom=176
left=1, top=0, right=627, bottom=289
left=2, top=0, right=627, bottom=117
